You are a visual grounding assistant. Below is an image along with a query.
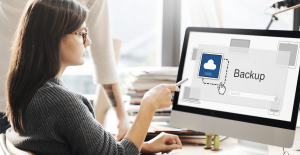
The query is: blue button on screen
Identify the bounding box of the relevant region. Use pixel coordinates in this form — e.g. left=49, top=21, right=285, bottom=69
left=199, top=53, right=222, bottom=78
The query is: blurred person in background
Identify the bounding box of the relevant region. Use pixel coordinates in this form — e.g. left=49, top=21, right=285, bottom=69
left=0, top=0, right=129, bottom=140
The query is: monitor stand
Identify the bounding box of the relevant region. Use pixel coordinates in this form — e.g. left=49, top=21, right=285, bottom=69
left=214, top=139, right=268, bottom=155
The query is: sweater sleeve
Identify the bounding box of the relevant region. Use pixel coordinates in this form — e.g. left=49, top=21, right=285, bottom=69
left=55, top=97, right=139, bottom=155
left=83, top=0, right=119, bottom=85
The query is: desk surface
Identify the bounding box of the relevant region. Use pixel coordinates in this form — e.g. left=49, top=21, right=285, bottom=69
left=104, top=108, right=300, bottom=155
left=144, top=110, right=300, bottom=155
left=141, top=127, right=300, bottom=155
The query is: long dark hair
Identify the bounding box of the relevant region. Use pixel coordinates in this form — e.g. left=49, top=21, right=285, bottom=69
left=6, top=0, right=88, bottom=133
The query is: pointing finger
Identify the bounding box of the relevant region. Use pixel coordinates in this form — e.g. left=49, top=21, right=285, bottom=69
left=165, top=84, right=180, bottom=92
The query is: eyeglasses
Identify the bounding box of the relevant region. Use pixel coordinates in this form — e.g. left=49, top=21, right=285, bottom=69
left=70, top=28, right=88, bottom=44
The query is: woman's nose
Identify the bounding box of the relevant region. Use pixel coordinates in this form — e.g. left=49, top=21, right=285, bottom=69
left=85, top=36, right=92, bottom=47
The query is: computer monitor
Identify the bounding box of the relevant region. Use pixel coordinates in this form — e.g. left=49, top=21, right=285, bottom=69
left=170, top=27, right=300, bottom=155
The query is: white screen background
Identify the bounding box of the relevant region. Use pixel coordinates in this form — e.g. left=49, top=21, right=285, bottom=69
left=178, top=32, right=300, bottom=122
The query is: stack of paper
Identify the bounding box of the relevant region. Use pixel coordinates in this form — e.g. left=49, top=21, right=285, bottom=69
left=145, top=122, right=227, bottom=145
left=128, top=115, right=227, bottom=145
left=125, top=67, right=178, bottom=104
left=126, top=67, right=178, bottom=91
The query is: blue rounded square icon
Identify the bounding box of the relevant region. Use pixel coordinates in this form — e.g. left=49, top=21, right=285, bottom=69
left=198, top=53, right=223, bottom=79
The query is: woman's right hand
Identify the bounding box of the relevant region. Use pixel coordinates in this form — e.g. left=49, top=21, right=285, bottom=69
left=141, top=132, right=182, bottom=154
left=142, top=84, right=180, bottom=111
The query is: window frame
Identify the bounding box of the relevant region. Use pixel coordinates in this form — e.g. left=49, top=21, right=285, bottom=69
left=161, top=0, right=181, bottom=67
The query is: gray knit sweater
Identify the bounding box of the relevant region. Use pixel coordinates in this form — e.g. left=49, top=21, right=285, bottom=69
left=6, top=77, right=139, bottom=155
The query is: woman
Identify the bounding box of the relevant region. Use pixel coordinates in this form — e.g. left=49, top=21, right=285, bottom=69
left=5, top=0, right=182, bottom=154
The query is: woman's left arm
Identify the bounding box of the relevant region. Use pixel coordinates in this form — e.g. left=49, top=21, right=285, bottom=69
left=56, top=97, right=139, bottom=155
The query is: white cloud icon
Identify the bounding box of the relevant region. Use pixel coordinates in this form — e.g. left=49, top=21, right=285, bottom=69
left=204, top=59, right=216, bottom=70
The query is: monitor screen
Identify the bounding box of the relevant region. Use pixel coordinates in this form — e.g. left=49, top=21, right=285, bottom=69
left=175, top=29, right=300, bottom=126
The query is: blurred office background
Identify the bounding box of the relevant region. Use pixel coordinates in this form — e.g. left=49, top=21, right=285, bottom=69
left=61, top=0, right=292, bottom=95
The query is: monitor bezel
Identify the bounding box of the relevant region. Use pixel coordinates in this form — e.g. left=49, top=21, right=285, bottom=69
left=173, top=27, right=300, bottom=130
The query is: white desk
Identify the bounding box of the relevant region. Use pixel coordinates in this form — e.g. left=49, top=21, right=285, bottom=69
left=145, top=110, right=300, bottom=155
left=143, top=128, right=299, bottom=155
left=104, top=108, right=300, bottom=155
